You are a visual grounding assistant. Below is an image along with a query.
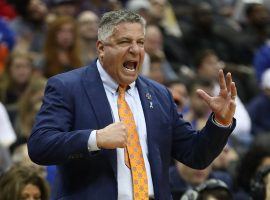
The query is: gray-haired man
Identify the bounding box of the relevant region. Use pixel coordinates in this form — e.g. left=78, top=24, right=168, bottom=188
left=28, top=10, right=237, bottom=200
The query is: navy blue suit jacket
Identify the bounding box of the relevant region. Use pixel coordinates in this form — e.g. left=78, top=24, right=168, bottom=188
left=28, top=61, right=236, bottom=200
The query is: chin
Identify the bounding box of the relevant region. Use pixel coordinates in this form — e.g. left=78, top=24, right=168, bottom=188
left=120, top=77, right=138, bottom=85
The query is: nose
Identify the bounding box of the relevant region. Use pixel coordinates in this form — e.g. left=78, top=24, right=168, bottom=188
left=128, top=42, right=140, bottom=55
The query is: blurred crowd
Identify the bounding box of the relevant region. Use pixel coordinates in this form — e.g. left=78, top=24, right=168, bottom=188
left=0, top=0, right=270, bottom=199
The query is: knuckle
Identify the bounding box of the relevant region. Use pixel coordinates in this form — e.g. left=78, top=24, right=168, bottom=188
left=119, top=141, right=125, bottom=148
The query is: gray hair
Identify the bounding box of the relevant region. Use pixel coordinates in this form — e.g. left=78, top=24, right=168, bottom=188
left=98, top=10, right=146, bottom=41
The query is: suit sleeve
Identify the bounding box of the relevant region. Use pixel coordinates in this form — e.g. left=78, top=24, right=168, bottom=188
left=28, top=77, right=92, bottom=165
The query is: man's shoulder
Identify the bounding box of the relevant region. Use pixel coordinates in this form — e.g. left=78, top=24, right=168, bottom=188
left=48, top=65, right=91, bottom=85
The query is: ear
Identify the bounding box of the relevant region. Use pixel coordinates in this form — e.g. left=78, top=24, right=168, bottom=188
left=96, top=40, right=104, bottom=58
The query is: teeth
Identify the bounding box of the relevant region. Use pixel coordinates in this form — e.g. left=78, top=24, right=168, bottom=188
left=125, top=68, right=135, bottom=72
left=123, top=61, right=137, bottom=72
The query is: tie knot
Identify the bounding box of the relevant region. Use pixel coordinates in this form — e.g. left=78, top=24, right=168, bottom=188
left=118, top=85, right=128, bottom=96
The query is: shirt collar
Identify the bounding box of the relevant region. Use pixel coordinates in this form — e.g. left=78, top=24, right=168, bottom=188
left=96, top=59, right=136, bottom=95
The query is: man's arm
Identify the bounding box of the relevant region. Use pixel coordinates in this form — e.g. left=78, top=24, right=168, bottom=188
left=28, top=77, right=130, bottom=165
left=28, top=77, right=91, bottom=165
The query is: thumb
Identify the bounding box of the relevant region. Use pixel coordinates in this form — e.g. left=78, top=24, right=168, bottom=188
left=196, top=89, right=211, bottom=105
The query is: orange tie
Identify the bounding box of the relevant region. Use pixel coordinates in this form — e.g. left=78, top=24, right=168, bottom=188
left=117, top=85, right=149, bottom=200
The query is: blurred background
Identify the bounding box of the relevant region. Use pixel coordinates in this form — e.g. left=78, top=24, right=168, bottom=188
left=0, top=0, right=270, bottom=199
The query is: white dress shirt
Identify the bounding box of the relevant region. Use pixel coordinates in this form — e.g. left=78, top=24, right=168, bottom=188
left=88, top=60, right=154, bottom=199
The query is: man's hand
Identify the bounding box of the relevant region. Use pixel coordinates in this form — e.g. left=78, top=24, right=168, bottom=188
left=96, top=122, right=128, bottom=149
left=196, top=69, right=237, bottom=126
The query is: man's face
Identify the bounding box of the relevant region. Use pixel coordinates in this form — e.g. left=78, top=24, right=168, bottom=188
left=190, top=85, right=212, bottom=118
left=145, top=26, right=163, bottom=53
left=97, top=22, right=145, bottom=86
left=176, top=162, right=212, bottom=186
left=10, top=57, right=32, bottom=85
left=249, top=4, right=270, bottom=27
left=56, top=23, right=75, bottom=49
left=28, top=0, right=47, bottom=22
left=78, top=12, right=99, bottom=40
left=198, top=54, right=223, bottom=80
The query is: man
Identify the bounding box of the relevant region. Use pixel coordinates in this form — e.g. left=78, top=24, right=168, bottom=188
left=28, top=10, right=237, bottom=200
left=247, top=68, right=270, bottom=135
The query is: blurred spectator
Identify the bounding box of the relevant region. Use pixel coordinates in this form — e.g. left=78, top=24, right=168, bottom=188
left=184, top=78, right=213, bottom=130
left=107, top=0, right=123, bottom=11
left=165, top=79, right=189, bottom=113
left=0, top=41, right=8, bottom=76
left=182, top=2, right=233, bottom=65
left=77, top=11, right=99, bottom=65
left=148, top=0, right=182, bottom=38
left=170, top=162, right=213, bottom=200
left=0, top=17, right=15, bottom=75
left=9, top=136, right=48, bottom=183
left=212, top=144, right=239, bottom=186
left=0, top=0, right=17, bottom=20
left=170, top=161, right=232, bottom=200
left=144, top=24, right=179, bottom=82
left=0, top=164, right=50, bottom=200
left=0, top=17, right=15, bottom=51
left=126, top=0, right=151, bottom=22
left=238, top=3, right=270, bottom=64
left=0, top=101, right=16, bottom=147
left=38, top=15, right=82, bottom=78
left=148, top=0, right=189, bottom=70
left=195, top=49, right=224, bottom=85
left=0, top=144, right=12, bottom=176
left=253, top=40, right=270, bottom=84
left=244, top=3, right=270, bottom=45
left=181, top=179, right=232, bottom=200
left=247, top=68, right=270, bottom=135
left=15, top=76, right=47, bottom=138
left=48, top=0, right=79, bottom=17
left=250, top=165, right=270, bottom=200
left=9, top=0, right=48, bottom=54
left=10, top=137, right=34, bottom=166
left=148, top=51, right=166, bottom=84
left=195, top=49, right=258, bottom=103
left=212, top=144, right=238, bottom=172
left=0, top=51, right=34, bottom=124
left=79, top=0, right=121, bottom=16
left=213, top=2, right=248, bottom=65
left=195, top=49, right=252, bottom=149
left=234, top=134, right=270, bottom=199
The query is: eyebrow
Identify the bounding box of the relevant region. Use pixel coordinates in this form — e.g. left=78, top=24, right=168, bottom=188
left=116, top=37, right=145, bottom=41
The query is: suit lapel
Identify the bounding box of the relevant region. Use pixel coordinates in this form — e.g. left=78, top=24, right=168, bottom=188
left=82, top=61, right=117, bottom=180
left=136, top=77, right=162, bottom=199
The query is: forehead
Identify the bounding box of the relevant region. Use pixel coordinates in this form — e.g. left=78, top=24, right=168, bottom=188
left=78, top=12, right=98, bottom=22
left=111, top=22, right=144, bottom=39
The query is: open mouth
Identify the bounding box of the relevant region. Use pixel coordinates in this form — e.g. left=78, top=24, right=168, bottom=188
left=123, top=61, right=138, bottom=72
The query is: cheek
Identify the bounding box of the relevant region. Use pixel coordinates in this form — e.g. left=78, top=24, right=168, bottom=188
left=10, top=67, right=21, bottom=79
left=138, top=50, right=145, bottom=68
left=19, top=68, right=32, bottom=79
left=105, top=49, right=124, bottom=66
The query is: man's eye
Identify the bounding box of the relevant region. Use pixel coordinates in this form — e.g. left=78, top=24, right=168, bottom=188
left=138, top=41, right=144, bottom=46
left=119, top=41, right=129, bottom=44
